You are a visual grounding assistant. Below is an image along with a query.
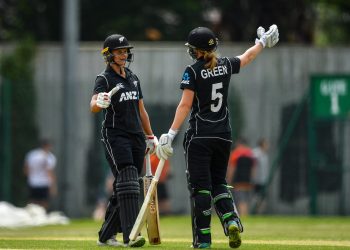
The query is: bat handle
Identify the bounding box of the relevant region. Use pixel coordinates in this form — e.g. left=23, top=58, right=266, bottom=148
left=108, top=86, right=119, bottom=97
left=145, top=153, right=152, bottom=176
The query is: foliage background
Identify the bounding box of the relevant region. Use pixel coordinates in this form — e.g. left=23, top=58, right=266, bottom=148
left=0, top=0, right=349, bottom=209
left=0, top=0, right=349, bottom=44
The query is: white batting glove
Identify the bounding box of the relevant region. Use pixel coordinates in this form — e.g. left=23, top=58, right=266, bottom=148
left=96, top=92, right=111, bottom=109
left=156, top=129, right=178, bottom=160
left=257, top=27, right=265, bottom=40
left=255, top=24, right=279, bottom=48
left=145, top=135, right=158, bottom=155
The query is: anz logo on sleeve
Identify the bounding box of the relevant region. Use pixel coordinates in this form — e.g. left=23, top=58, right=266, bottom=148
left=181, top=72, right=190, bottom=84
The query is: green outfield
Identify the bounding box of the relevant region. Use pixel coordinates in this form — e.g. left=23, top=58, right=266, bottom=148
left=0, top=215, right=350, bottom=249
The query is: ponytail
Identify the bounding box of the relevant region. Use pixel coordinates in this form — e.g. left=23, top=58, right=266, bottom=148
left=201, top=50, right=217, bottom=70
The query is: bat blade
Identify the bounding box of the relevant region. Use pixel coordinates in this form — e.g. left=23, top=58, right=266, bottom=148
left=129, top=158, right=165, bottom=242
left=144, top=175, right=161, bottom=245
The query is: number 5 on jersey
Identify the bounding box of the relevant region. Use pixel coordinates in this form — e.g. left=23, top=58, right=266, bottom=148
left=211, top=82, right=223, bottom=112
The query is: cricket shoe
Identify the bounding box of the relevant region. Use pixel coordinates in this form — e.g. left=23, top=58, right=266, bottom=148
left=197, top=243, right=211, bottom=248
left=191, top=243, right=211, bottom=249
left=227, top=220, right=241, bottom=248
left=128, top=235, right=146, bottom=248
left=97, top=236, right=126, bottom=247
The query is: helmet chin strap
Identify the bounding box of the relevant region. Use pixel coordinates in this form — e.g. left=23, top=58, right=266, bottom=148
left=110, top=59, right=127, bottom=76
left=187, top=47, right=198, bottom=60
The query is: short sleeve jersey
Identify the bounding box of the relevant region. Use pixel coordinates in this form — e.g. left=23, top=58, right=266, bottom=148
left=93, top=65, right=144, bottom=133
left=25, top=149, right=56, bottom=187
left=180, top=57, right=240, bottom=136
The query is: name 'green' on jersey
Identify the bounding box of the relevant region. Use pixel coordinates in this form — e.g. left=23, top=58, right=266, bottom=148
left=180, top=57, right=241, bottom=136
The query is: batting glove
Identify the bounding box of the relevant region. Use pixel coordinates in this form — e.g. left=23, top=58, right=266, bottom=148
left=96, top=92, right=111, bottom=108
left=255, top=24, right=279, bottom=48
left=156, top=129, right=177, bottom=160
left=145, top=135, right=158, bottom=155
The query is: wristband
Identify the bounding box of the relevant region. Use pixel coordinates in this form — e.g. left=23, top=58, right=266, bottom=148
left=168, top=129, right=178, bottom=140
left=255, top=38, right=265, bottom=48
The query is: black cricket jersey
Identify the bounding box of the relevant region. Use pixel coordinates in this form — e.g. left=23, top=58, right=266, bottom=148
left=180, top=57, right=240, bottom=136
left=93, top=65, right=144, bottom=134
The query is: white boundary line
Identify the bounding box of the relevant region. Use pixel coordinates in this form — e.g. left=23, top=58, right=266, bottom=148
left=2, top=238, right=350, bottom=247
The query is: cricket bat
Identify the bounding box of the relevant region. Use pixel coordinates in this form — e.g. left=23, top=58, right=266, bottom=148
left=108, top=84, right=123, bottom=97
left=143, top=154, right=161, bottom=245
left=129, top=157, right=165, bottom=242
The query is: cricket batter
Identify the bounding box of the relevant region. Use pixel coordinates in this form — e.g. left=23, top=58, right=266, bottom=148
left=90, top=34, right=158, bottom=247
left=156, top=25, right=279, bottom=248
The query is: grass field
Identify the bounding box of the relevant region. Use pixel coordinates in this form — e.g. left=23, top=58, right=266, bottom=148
left=0, top=215, right=350, bottom=249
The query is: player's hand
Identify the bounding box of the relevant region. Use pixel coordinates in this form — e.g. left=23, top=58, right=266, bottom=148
left=156, top=134, right=173, bottom=160
left=145, top=135, right=158, bottom=155
left=96, top=92, right=111, bottom=108
left=255, top=24, right=279, bottom=48
left=156, top=129, right=177, bottom=160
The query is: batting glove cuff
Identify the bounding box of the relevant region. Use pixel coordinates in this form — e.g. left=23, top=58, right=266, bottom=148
left=145, top=135, right=158, bottom=155
left=168, top=129, right=178, bottom=140
left=255, top=37, right=266, bottom=48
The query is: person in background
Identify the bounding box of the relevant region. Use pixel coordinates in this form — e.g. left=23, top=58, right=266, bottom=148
left=156, top=25, right=279, bottom=248
left=227, top=138, right=255, bottom=217
left=92, top=172, right=114, bottom=221
left=252, top=137, right=270, bottom=214
left=23, top=139, right=57, bottom=211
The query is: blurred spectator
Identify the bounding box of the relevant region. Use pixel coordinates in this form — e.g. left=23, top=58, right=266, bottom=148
left=92, top=172, right=114, bottom=221
left=23, top=139, right=57, bottom=211
left=227, top=138, right=255, bottom=216
left=252, top=137, right=270, bottom=214
left=149, top=154, right=171, bottom=215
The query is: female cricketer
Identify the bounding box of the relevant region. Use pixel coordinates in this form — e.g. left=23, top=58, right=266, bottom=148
left=90, top=34, right=158, bottom=247
left=156, top=25, right=279, bottom=248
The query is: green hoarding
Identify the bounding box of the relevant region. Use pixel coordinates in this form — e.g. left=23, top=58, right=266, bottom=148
left=311, top=75, right=350, bottom=119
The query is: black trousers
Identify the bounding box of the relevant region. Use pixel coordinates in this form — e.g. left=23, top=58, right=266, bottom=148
left=99, top=127, right=145, bottom=243
left=101, top=127, right=146, bottom=176
left=184, top=132, right=232, bottom=191
left=184, top=131, right=233, bottom=245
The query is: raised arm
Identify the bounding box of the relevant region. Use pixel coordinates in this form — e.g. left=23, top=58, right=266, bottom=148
left=238, top=24, right=279, bottom=68
left=237, top=43, right=264, bottom=68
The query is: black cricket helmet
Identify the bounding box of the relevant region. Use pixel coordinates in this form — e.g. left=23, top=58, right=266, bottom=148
left=185, top=27, right=218, bottom=51
left=101, top=34, right=134, bottom=63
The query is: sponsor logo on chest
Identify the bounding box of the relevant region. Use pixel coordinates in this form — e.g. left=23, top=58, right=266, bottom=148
left=201, top=65, right=228, bottom=79
left=119, top=91, right=138, bottom=102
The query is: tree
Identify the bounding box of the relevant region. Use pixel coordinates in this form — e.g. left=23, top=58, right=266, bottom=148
left=0, top=38, right=39, bottom=206
left=1, top=0, right=350, bottom=45
left=0, top=0, right=61, bottom=41
left=213, top=0, right=316, bottom=44
left=80, top=0, right=205, bottom=41
left=314, top=0, right=350, bottom=45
